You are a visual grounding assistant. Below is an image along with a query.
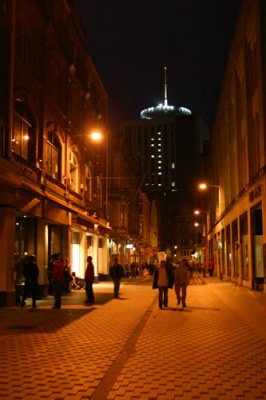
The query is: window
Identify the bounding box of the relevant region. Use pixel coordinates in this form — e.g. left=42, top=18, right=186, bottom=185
left=96, top=176, right=102, bottom=208
left=12, top=99, right=35, bottom=162
left=85, top=165, right=92, bottom=202
left=47, top=131, right=61, bottom=180
left=69, top=152, right=79, bottom=192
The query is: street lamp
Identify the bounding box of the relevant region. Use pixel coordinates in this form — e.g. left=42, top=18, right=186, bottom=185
left=198, top=182, right=220, bottom=190
left=197, top=181, right=221, bottom=222
left=193, top=209, right=210, bottom=272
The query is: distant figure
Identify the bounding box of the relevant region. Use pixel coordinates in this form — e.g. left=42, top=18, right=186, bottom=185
left=153, top=260, right=174, bottom=309
left=47, top=255, right=54, bottom=295
left=109, top=258, right=124, bottom=298
left=208, top=259, right=214, bottom=276
left=174, top=259, right=191, bottom=308
left=71, top=272, right=81, bottom=290
left=85, top=256, right=95, bottom=304
left=51, top=253, right=65, bottom=309
left=21, top=255, right=39, bottom=308
left=63, top=257, right=72, bottom=293
left=130, top=262, right=136, bottom=278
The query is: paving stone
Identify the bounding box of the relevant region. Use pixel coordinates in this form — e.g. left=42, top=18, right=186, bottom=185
left=0, top=277, right=266, bottom=399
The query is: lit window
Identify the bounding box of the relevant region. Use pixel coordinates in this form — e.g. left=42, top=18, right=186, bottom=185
left=158, top=149, right=161, bottom=152
left=151, top=155, right=155, bottom=158
left=171, top=162, right=175, bottom=169
left=158, top=172, right=162, bottom=175
left=151, top=144, right=154, bottom=147
left=13, top=99, right=35, bottom=162
left=47, top=131, right=61, bottom=180
left=171, top=182, right=175, bottom=187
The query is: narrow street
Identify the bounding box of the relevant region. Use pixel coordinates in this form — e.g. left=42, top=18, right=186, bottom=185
left=0, top=275, right=266, bottom=399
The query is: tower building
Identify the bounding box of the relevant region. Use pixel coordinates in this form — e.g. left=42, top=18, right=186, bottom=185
left=123, top=67, right=208, bottom=257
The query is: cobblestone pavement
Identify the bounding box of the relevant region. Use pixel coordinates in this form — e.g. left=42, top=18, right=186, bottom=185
left=0, top=275, right=266, bottom=399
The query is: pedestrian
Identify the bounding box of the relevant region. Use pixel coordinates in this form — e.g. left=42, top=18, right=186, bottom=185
left=174, top=259, right=191, bottom=308
left=153, top=259, right=174, bottom=309
left=21, top=255, right=39, bottom=308
left=109, top=258, right=124, bottom=298
left=208, top=259, right=214, bottom=276
left=47, top=255, right=54, bottom=295
left=51, top=253, right=64, bottom=309
left=63, top=257, right=72, bottom=293
left=85, top=256, right=95, bottom=304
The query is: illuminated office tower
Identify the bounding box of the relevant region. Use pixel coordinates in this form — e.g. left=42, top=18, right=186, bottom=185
left=122, top=67, right=208, bottom=253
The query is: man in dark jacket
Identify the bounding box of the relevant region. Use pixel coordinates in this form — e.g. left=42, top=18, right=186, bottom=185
left=21, top=255, right=39, bottom=308
left=85, top=256, right=95, bottom=304
left=51, top=253, right=65, bottom=309
left=109, top=258, right=124, bottom=298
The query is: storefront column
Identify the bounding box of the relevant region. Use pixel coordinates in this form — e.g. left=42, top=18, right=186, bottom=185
left=0, top=207, right=16, bottom=306
left=37, top=219, right=48, bottom=296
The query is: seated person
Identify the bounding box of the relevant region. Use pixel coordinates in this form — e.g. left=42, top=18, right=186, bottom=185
left=71, top=272, right=82, bottom=290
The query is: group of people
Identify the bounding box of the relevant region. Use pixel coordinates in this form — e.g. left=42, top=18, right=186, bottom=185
left=153, top=259, right=191, bottom=309
left=18, top=253, right=193, bottom=310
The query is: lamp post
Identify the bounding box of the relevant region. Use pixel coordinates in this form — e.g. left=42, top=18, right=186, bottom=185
left=197, top=182, right=221, bottom=277
left=194, top=209, right=209, bottom=271
left=198, top=181, right=221, bottom=224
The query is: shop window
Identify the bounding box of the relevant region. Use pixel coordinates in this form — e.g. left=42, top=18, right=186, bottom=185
left=12, top=99, right=35, bottom=162
left=47, top=131, right=61, bottom=180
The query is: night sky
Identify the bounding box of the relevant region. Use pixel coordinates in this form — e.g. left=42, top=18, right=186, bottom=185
left=73, top=0, right=241, bottom=131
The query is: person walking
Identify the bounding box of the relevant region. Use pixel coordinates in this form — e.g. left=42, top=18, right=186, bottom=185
left=109, top=258, right=124, bottom=298
left=51, top=253, right=65, bottom=309
left=174, top=259, right=191, bottom=308
left=153, top=259, right=174, bottom=309
left=21, top=255, right=39, bottom=308
left=85, top=256, right=95, bottom=304
left=208, top=259, right=214, bottom=276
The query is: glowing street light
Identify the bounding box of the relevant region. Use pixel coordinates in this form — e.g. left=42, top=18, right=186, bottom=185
left=90, top=131, right=103, bottom=142
left=198, top=182, right=220, bottom=190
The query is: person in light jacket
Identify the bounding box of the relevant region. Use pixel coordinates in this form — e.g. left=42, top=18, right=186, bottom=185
left=174, top=259, right=191, bottom=308
left=153, top=259, right=174, bottom=309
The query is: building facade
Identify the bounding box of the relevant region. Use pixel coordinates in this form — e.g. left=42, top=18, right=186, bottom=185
left=107, top=135, right=158, bottom=271
left=0, top=0, right=110, bottom=305
left=205, top=0, right=266, bottom=291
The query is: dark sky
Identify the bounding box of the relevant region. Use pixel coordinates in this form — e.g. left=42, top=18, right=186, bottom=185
left=73, top=0, right=240, bottom=130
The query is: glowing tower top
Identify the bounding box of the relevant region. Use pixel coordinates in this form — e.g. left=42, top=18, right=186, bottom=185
left=140, top=66, right=192, bottom=120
